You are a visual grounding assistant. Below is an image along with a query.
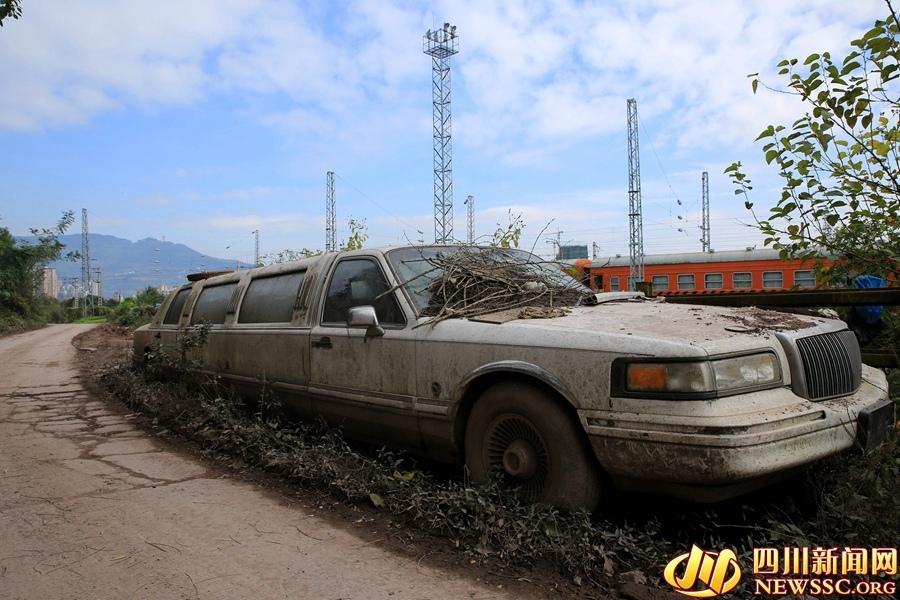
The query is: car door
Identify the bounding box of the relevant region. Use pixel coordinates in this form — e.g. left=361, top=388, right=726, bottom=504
left=227, top=269, right=313, bottom=416
left=308, top=255, right=420, bottom=449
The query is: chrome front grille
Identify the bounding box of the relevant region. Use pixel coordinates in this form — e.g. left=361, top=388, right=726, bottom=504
left=795, top=330, right=861, bottom=401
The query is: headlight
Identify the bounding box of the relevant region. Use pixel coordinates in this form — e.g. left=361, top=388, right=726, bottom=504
left=712, top=353, right=779, bottom=391
left=621, top=352, right=781, bottom=397
left=626, top=362, right=715, bottom=393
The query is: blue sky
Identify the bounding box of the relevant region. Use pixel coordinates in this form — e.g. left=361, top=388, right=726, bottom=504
left=0, top=0, right=886, bottom=264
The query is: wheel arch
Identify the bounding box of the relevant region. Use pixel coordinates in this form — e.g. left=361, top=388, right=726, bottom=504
left=449, top=361, right=584, bottom=456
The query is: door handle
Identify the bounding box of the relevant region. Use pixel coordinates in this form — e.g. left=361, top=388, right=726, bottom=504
left=312, top=336, right=332, bottom=349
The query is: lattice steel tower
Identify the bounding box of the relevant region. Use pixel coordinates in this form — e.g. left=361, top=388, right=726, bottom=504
left=423, top=22, right=459, bottom=244
left=626, top=99, right=644, bottom=290
left=325, top=171, right=336, bottom=252
left=464, top=194, right=474, bottom=243
left=253, top=229, right=260, bottom=266
left=701, top=171, right=711, bottom=252
left=80, top=208, right=93, bottom=317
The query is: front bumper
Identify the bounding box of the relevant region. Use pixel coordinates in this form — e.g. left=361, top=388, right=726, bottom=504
left=582, top=369, right=892, bottom=501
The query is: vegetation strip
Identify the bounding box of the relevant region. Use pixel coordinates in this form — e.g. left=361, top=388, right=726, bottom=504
left=96, top=328, right=898, bottom=594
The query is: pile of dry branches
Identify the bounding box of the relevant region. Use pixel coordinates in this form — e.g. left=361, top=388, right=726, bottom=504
left=414, top=247, right=594, bottom=323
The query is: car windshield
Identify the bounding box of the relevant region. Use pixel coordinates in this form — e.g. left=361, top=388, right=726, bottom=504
left=386, top=246, right=590, bottom=313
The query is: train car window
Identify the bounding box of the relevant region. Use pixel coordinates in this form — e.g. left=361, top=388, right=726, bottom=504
left=191, top=283, right=237, bottom=324
left=163, top=288, right=191, bottom=325
left=677, top=274, right=695, bottom=290
left=733, top=272, right=752, bottom=288
left=238, top=271, right=306, bottom=324
left=794, top=270, right=815, bottom=288
left=704, top=273, right=723, bottom=289
left=762, top=271, right=783, bottom=288
left=322, top=259, right=405, bottom=326
left=651, top=275, right=668, bottom=292
left=610, top=276, right=620, bottom=291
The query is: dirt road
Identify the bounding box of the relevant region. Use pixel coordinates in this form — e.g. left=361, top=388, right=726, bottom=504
left=0, top=325, right=514, bottom=599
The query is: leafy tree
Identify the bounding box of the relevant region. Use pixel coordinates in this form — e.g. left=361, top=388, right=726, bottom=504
left=135, top=286, right=165, bottom=307
left=491, top=210, right=525, bottom=248
left=264, top=248, right=322, bottom=264
left=0, top=0, right=21, bottom=27
left=727, top=2, right=899, bottom=283
left=342, top=217, right=368, bottom=251
left=0, top=211, right=77, bottom=320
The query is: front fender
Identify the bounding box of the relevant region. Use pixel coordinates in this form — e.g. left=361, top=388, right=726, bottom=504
left=449, top=360, right=579, bottom=419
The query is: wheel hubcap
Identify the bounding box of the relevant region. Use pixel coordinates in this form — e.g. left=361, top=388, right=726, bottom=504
left=485, top=414, right=550, bottom=501
left=502, top=439, right=537, bottom=478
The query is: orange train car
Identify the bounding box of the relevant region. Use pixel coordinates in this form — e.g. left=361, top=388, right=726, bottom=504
left=578, top=248, right=826, bottom=294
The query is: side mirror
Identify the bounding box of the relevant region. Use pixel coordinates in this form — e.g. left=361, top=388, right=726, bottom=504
left=347, top=306, right=385, bottom=338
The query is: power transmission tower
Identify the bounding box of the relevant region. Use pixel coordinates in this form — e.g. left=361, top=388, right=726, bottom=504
left=253, top=229, right=260, bottom=266
left=325, top=171, right=336, bottom=252
left=464, top=194, right=474, bottom=243
left=592, top=242, right=600, bottom=259
left=701, top=171, right=711, bottom=252
left=626, top=99, right=644, bottom=290
left=423, top=22, right=459, bottom=244
left=80, top=208, right=92, bottom=317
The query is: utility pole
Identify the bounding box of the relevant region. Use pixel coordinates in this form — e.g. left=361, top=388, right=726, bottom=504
left=325, top=171, right=336, bottom=252
left=626, top=99, right=644, bottom=290
left=253, top=229, right=260, bottom=266
left=423, top=22, right=459, bottom=244
left=701, top=171, right=711, bottom=252
left=80, top=208, right=92, bottom=317
left=94, top=267, right=102, bottom=305
left=464, top=194, right=474, bottom=243
left=545, top=228, right=564, bottom=259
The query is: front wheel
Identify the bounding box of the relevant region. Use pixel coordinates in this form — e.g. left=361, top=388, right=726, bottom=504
left=464, top=382, right=601, bottom=510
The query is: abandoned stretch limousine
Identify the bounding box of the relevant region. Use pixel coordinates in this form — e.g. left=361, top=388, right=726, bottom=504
left=134, top=245, right=894, bottom=509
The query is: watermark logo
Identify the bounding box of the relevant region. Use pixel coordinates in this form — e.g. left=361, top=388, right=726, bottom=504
left=663, top=545, right=742, bottom=598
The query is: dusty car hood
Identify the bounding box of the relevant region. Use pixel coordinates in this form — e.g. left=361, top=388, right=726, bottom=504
left=487, top=300, right=842, bottom=355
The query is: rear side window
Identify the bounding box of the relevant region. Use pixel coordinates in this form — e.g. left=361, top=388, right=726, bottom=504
left=163, top=288, right=191, bottom=325
left=238, top=271, right=306, bottom=324
left=191, top=283, right=237, bottom=324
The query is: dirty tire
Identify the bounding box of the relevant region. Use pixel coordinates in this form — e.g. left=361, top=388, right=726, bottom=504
left=465, top=381, right=601, bottom=511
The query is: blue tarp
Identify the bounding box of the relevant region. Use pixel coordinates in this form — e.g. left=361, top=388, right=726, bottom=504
left=852, top=275, right=886, bottom=324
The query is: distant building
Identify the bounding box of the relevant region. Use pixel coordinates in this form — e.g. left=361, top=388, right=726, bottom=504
left=156, top=283, right=177, bottom=295
left=41, top=268, right=60, bottom=299
left=557, top=245, right=589, bottom=260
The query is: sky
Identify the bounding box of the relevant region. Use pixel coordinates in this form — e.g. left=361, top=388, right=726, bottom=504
left=0, top=0, right=887, bottom=265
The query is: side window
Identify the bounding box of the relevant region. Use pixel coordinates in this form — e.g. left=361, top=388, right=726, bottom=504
left=610, top=276, right=620, bottom=291
left=191, top=283, right=237, bottom=324
left=794, top=270, right=815, bottom=288
left=163, top=288, right=191, bottom=325
left=762, top=271, right=784, bottom=289
left=677, top=274, right=695, bottom=290
left=238, top=271, right=306, bottom=323
left=323, top=259, right=405, bottom=326
left=651, top=275, right=668, bottom=292
left=733, top=272, right=752, bottom=288
left=704, top=273, right=723, bottom=289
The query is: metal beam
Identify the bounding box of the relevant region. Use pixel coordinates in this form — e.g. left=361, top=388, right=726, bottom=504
left=660, top=287, right=900, bottom=307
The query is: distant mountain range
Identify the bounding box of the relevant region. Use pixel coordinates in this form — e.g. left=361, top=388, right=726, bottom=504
left=18, top=233, right=249, bottom=297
